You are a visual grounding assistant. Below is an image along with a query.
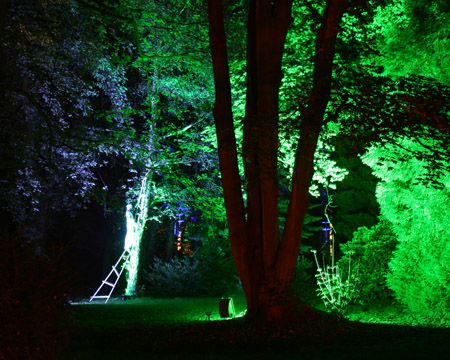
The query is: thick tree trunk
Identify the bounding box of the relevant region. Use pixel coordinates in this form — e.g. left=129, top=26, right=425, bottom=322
left=242, top=0, right=293, bottom=321
left=207, top=0, right=349, bottom=323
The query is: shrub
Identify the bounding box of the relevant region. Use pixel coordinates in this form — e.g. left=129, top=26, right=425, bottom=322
left=193, top=238, right=239, bottom=297
left=387, top=233, right=450, bottom=325
left=143, top=239, right=239, bottom=297
left=362, top=140, right=450, bottom=324
left=143, top=257, right=206, bottom=297
left=384, top=177, right=450, bottom=324
left=0, top=233, right=72, bottom=359
left=292, top=253, right=316, bottom=304
left=338, top=218, right=398, bottom=305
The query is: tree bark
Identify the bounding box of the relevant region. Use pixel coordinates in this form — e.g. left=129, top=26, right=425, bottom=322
left=278, top=0, right=350, bottom=293
left=242, top=0, right=294, bottom=321
left=207, top=0, right=349, bottom=323
left=207, top=0, right=252, bottom=304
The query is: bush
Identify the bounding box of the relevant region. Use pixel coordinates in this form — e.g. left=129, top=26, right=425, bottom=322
left=362, top=141, right=450, bottom=324
left=387, top=234, right=450, bottom=325
left=193, top=238, right=239, bottom=297
left=384, top=175, right=450, bottom=324
left=0, top=233, right=72, bottom=359
left=143, top=257, right=206, bottom=297
left=292, top=253, right=317, bottom=304
left=143, top=239, right=239, bottom=297
left=338, top=218, right=398, bottom=305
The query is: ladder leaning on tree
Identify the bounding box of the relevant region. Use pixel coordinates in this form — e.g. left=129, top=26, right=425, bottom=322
left=89, top=248, right=131, bottom=303
left=89, top=170, right=152, bottom=303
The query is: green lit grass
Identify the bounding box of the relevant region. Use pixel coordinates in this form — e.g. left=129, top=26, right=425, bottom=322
left=64, top=295, right=250, bottom=359
left=63, top=296, right=450, bottom=360
left=71, top=295, right=248, bottom=329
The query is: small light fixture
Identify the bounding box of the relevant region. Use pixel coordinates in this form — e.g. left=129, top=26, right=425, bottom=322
left=205, top=312, right=212, bottom=321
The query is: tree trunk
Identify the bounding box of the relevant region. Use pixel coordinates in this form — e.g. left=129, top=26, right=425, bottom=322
left=207, top=0, right=349, bottom=323
left=277, top=0, right=350, bottom=297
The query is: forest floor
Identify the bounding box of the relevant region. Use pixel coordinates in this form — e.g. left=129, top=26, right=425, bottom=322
left=60, top=296, right=450, bottom=360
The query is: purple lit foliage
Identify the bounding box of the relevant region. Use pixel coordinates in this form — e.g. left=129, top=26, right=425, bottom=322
left=0, top=0, right=222, bottom=247
left=1, top=0, right=119, bottom=237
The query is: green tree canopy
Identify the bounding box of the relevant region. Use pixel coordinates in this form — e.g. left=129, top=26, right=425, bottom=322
left=370, top=0, right=450, bottom=84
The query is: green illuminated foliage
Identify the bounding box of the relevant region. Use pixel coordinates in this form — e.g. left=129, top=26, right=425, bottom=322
left=371, top=0, right=450, bottom=84
left=338, top=218, right=397, bottom=305
left=363, top=140, right=450, bottom=324
left=229, top=2, right=349, bottom=199
left=326, top=0, right=450, bottom=171
left=308, top=129, right=349, bottom=197
left=332, top=151, right=379, bottom=244
left=292, top=250, right=316, bottom=304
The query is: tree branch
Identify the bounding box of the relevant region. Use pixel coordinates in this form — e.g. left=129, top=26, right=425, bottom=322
left=73, top=0, right=136, bottom=22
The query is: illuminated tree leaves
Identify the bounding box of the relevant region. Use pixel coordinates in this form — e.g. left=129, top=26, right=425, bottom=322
left=363, top=140, right=450, bottom=324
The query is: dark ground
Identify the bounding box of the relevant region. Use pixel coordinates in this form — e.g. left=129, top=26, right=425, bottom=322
left=61, top=312, right=450, bottom=359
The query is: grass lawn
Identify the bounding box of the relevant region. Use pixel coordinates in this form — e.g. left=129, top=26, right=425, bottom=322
left=60, top=295, right=450, bottom=360
left=70, top=295, right=248, bottom=327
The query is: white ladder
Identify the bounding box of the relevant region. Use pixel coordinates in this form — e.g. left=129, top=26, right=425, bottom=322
left=89, top=248, right=131, bottom=303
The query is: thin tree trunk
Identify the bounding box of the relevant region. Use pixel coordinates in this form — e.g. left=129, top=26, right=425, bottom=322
left=207, top=0, right=251, bottom=304
left=278, top=0, right=350, bottom=283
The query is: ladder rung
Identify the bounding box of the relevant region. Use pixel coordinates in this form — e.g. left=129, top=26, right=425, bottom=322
left=90, top=248, right=132, bottom=303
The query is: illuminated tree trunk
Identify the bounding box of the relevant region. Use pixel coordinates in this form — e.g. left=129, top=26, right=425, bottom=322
left=207, top=0, right=349, bottom=322
left=122, top=32, right=159, bottom=295
left=124, top=170, right=152, bottom=295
